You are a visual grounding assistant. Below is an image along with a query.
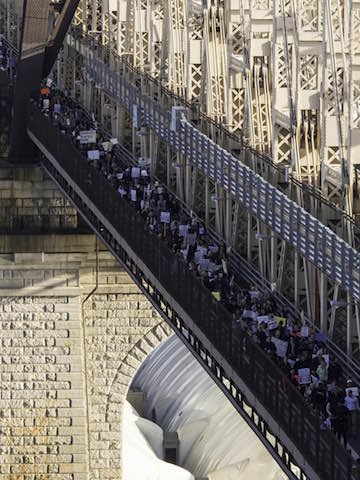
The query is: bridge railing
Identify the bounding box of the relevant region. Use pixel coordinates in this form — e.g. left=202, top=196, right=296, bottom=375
left=28, top=102, right=354, bottom=480
left=81, top=48, right=360, bottom=305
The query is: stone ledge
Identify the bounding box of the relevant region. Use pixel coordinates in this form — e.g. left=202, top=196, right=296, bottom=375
left=0, top=287, right=82, bottom=297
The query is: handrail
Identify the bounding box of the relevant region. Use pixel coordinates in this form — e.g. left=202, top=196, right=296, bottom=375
left=70, top=29, right=360, bottom=240
left=81, top=47, right=360, bottom=305
left=27, top=102, right=355, bottom=480
left=40, top=79, right=360, bottom=384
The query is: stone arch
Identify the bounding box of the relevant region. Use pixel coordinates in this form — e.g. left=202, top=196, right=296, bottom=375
left=106, top=320, right=173, bottom=424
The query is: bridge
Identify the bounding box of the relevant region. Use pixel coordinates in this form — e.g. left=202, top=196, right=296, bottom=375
left=1, top=1, right=360, bottom=479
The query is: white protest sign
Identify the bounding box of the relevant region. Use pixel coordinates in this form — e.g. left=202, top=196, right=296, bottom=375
left=301, top=326, right=309, bottom=337
left=242, top=310, right=258, bottom=320
left=257, top=315, right=269, bottom=324
left=199, top=258, right=210, bottom=272
left=138, top=157, right=151, bottom=166
left=272, top=338, right=288, bottom=358
left=179, top=225, right=188, bottom=237
left=298, top=368, right=311, bottom=385
left=249, top=290, right=260, bottom=299
left=131, top=167, right=140, bottom=179
left=141, top=169, right=148, bottom=177
left=54, top=103, right=61, bottom=114
left=87, top=150, right=100, bottom=160
left=268, top=320, right=279, bottom=330
left=130, top=189, right=137, bottom=202
left=160, top=212, right=171, bottom=224
left=346, top=387, right=359, bottom=397
left=110, top=138, right=118, bottom=145
left=80, top=130, right=97, bottom=144
left=43, top=99, right=49, bottom=109
left=199, top=226, right=205, bottom=235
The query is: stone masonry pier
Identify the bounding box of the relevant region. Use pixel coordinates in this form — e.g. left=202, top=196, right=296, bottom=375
left=0, top=165, right=172, bottom=479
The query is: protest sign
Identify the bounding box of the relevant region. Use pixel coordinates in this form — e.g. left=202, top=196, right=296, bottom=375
left=298, top=368, right=311, bottom=385
left=110, top=138, right=118, bottom=145
left=301, top=326, right=309, bottom=337
left=346, top=387, right=359, bottom=397
left=43, top=99, right=49, bottom=109
left=46, top=78, right=52, bottom=87
left=160, top=212, right=171, bottom=224
left=80, top=130, right=97, bottom=144
left=117, top=173, right=124, bottom=180
left=274, top=316, right=286, bottom=327
left=87, top=150, right=100, bottom=160
left=242, top=310, right=258, bottom=320
left=249, top=290, right=260, bottom=299
left=272, top=338, right=288, bottom=358
left=131, top=167, right=140, bottom=178
left=130, top=189, right=137, bottom=202
left=179, top=225, right=188, bottom=237
left=41, top=87, right=49, bottom=95
left=141, top=169, right=148, bottom=177
left=268, top=319, right=279, bottom=330
left=54, top=103, right=61, bottom=114
left=102, top=141, right=112, bottom=152
left=257, top=315, right=269, bottom=324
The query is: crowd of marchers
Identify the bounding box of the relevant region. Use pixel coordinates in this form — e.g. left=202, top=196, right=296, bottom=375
left=1, top=34, right=359, bottom=462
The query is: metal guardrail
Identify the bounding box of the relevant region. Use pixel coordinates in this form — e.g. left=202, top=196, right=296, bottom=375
left=27, top=102, right=354, bottom=480
left=82, top=49, right=360, bottom=303
left=71, top=31, right=360, bottom=237
left=39, top=78, right=360, bottom=385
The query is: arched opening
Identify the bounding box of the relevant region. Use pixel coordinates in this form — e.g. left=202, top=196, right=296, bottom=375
left=124, top=335, right=289, bottom=480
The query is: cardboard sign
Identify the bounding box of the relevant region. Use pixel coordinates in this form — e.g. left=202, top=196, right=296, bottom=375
left=346, top=387, right=359, bottom=397
left=272, top=338, right=289, bottom=358
left=131, top=167, right=140, bottom=179
left=274, top=316, right=286, bottom=327
left=80, top=130, right=97, bottom=144
left=87, top=150, right=100, bottom=160
left=160, top=211, right=171, bottom=224
left=301, top=326, right=309, bottom=337
left=298, top=368, right=311, bottom=385
left=41, top=87, right=50, bottom=95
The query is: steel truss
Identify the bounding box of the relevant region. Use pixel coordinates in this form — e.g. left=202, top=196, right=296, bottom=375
left=1, top=0, right=360, bottom=356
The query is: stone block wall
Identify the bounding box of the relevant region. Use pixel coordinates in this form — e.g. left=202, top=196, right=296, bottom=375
left=0, top=166, right=79, bottom=232
left=0, top=250, right=172, bottom=479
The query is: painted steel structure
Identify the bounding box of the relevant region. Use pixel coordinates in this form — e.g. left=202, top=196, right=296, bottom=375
left=2, top=0, right=360, bottom=362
